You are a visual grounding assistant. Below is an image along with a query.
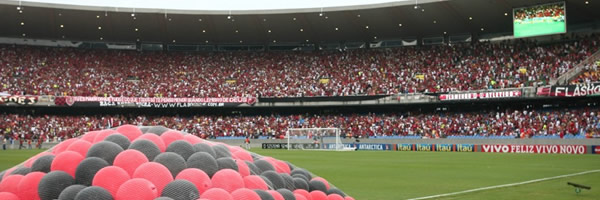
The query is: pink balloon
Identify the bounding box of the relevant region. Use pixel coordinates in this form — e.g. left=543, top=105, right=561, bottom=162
left=232, top=150, right=253, bottom=162
left=132, top=162, right=173, bottom=194
left=2, top=168, right=15, bottom=180
left=51, top=151, right=84, bottom=177
left=66, top=140, right=92, bottom=157
left=231, top=188, right=261, bottom=200
left=16, top=172, right=45, bottom=200
left=273, top=160, right=291, bottom=174
left=200, top=188, right=233, bottom=200
left=116, top=178, right=157, bottom=200
left=51, top=138, right=78, bottom=154
left=258, top=157, right=290, bottom=174
left=236, top=159, right=250, bottom=177
left=23, top=152, right=54, bottom=168
left=243, top=175, right=268, bottom=190
left=81, top=131, right=101, bottom=142
left=229, top=146, right=244, bottom=153
left=311, top=177, right=330, bottom=190
left=175, top=168, right=212, bottom=194
left=113, top=149, right=149, bottom=177
left=0, top=192, right=19, bottom=200
left=267, top=190, right=285, bottom=200
left=295, top=194, right=308, bottom=200
left=211, top=169, right=244, bottom=193
left=294, top=189, right=312, bottom=200
left=310, top=191, right=328, bottom=200
left=93, top=129, right=117, bottom=143
left=93, top=166, right=131, bottom=197
left=116, top=124, right=143, bottom=141
left=0, top=175, right=24, bottom=194
left=225, top=145, right=239, bottom=153
left=344, top=196, right=355, bottom=200
left=160, top=130, right=184, bottom=147
left=327, top=194, right=344, bottom=200
left=183, top=134, right=204, bottom=145
left=259, top=157, right=279, bottom=169
left=135, top=134, right=166, bottom=152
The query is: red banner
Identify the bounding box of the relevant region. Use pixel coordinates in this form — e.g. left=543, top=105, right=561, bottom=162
left=481, top=144, right=586, bottom=154
left=58, top=96, right=256, bottom=106
left=439, top=90, right=522, bottom=101
left=536, top=83, right=600, bottom=97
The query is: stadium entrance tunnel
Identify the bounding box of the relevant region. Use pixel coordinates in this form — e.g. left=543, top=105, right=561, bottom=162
left=0, top=125, right=355, bottom=200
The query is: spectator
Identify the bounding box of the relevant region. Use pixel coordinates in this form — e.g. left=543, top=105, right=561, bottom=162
left=0, top=106, right=598, bottom=140
left=1, top=133, right=5, bottom=150
left=0, top=34, right=597, bottom=98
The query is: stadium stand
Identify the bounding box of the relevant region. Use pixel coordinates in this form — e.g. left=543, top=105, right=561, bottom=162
left=1, top=34, right=598, bottom=98
left=570, top=60, right=600, bottom=84
left=2, top=107, right=599, bottom=141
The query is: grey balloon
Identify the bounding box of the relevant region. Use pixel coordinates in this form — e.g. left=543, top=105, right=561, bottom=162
left=308, top=179, right=327, bottom=192
left=193, top=143, right=216, bottom=158
left=254, top=160, right=275, bottom=172
left=39, top=171, right=75, bottom=200
left=32, top=155, right=55, bottom=173
left=75, top=157, right=109, bottom=186
left=212, top=144, right=232, bottom=158
left=146, top=126, right=170, bottom=135
left=154, top=152, right=187, bottom=178
left=276, top=188, right=296, bottom=200
left=74, top=186, right=113, bottom=200
left=254, top=189, right=275, bottom=200
left=280, top=173, right=296, bottom=191
left=160, top=180, right=200, bottom=200
left=293, top=178, right=309, bottom=191
left=186, top=152, right=218, bottom=177
left=10, top=167, right=31, bottom=175
left=128, top=139, right=161, bottom=161
left=58, top=184, right=86, bottom=200
left=245, top=161, right=262, bottom=175
left=104, top=134, right=131, bottom=150
left=261, top=171, right=285, bottom=189
left=86, top=141, right=124, bottom=164
left=327, top=187, right=346, bottom=197
left=216, top=157, right=238, bottom=171
left=166, top=140, right=195, bottom=160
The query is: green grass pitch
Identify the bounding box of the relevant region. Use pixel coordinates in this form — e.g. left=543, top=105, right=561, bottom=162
left=1, top=149, right=599, bottom=200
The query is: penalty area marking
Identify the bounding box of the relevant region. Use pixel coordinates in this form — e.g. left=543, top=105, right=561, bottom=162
left=408, top=169, right=600, bottom=200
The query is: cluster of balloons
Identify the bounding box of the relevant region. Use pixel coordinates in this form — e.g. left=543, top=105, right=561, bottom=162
left=0, top=125, right=354, bottom=200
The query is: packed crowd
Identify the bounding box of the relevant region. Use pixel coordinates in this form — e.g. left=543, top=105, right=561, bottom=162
left=1, top=35, right=598, bottom=98
left=514, top=3, right=565, bottom=21
left=1, top=107, right=599, bottom=143
left=570, top=60, right=600, bottom=84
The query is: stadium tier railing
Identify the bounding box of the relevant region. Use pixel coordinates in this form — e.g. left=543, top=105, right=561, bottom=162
left=552, top=48, right=600, bottom=85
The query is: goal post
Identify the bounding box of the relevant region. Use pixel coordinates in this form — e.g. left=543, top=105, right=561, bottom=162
left=286, top=128, right=355, bottom=151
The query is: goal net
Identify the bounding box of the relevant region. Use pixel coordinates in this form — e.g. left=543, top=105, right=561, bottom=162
left=286, top=128, right=355, bottom=151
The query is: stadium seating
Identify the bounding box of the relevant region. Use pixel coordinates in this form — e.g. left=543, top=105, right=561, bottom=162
left=1, top=34, right=598, bottom=98
left=1, top=107, right=598, bottom=141
left=570, top=63, right=600, bottom=84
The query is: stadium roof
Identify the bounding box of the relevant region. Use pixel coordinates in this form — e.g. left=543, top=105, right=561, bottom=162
left=7, top=0, right=421, bottom=13
left=0, top=0, right=598, bottom=45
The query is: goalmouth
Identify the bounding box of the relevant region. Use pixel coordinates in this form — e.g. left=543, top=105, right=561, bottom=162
left=286, top=128, right=356, bottom=151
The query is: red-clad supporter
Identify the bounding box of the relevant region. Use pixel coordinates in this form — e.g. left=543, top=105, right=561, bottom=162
left=0, top=35, right=598, bottom=98
left=1, top=107, right=599, bottom=141
left=571, top=61, right=600, bottom=84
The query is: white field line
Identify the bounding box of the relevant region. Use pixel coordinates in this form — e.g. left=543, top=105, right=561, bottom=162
left=407, top=169, right=600, bottom=200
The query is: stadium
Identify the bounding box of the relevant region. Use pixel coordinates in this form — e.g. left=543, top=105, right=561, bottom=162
left=1, top=0, right=600, bottom=199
